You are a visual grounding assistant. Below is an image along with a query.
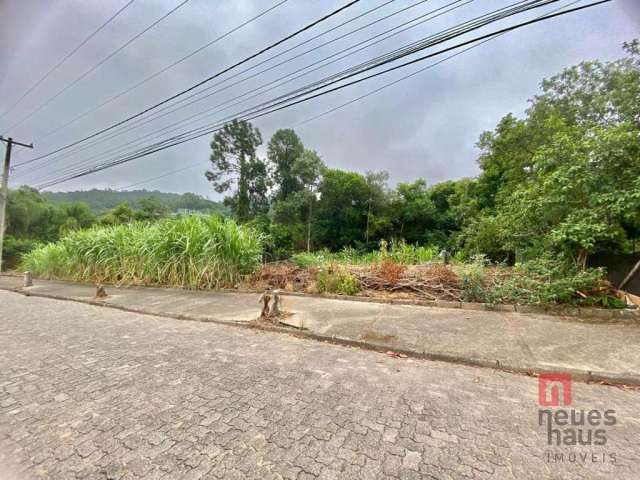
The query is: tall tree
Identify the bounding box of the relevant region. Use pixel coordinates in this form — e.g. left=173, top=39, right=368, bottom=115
left=364, top=171, right=390, bottom=247
left=270, top=150, right=325, bottom=254
left=315, top=169, right=370, bottom=250
left=206, top=120, right=268, bottom=221
left=293, top=150, right=324, bottom=251
left=267, top=128, right=305, bottom=200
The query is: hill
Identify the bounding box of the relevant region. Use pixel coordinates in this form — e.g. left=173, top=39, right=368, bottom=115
left=43, top=189, right=228, bottom=215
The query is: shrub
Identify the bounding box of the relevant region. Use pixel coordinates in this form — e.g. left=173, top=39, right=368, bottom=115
left=290, top=249, right=331, bottom=268
left=22, top=215, right=263, bottom=289
left=486, top=257, right=616, bottom=306
left=459, top=262, right=488, bottom=303
left=315, top=264, right=360, bottom=295
left=2, top=236, right=39, bottom=269
left=376, top=259, right=406, bottom=284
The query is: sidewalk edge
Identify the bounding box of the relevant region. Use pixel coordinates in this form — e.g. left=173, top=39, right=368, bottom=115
left=2, top=285, right=638, bottom=388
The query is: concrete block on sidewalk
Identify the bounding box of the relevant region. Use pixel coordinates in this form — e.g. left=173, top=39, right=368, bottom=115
left=483, top=304, right=515, bottom=312
left=515, top=304, right=546, bottom=314
left=435, top=300, right=461, bottom=309
left=460, top=302, right=486, bottom=311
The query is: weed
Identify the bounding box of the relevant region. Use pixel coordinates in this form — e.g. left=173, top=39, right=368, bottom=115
left=22, top=216, right=263, bottom=289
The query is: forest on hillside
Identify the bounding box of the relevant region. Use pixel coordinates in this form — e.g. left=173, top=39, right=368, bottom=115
left=43, top=189, right=226, bottom=214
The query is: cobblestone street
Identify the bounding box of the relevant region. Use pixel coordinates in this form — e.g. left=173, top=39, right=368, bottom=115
left=1, top=290, right=639, bottom=479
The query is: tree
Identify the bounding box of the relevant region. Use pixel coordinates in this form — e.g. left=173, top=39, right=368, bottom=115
left=99, top=202, right=136, bottom=225
left=364, top=171, right=390, bottom=247
left=315, top=169, right=370, bottom=250
left=463, top=40, right=640, bottom=264
left=270, top=150, right=325, bottom=254
left=292, top=150, right=324, bottom=251
left=7, top=187, right=71, bottom=241
left=267, top=128, right=305, bottom=200
left=206, top=120, right=268, bottom=221
left=390, top=180, right=437, bottom=245
left=497, top=123, right=640, bottom=266
left=136, top=196, right=169, bottom=221
left=3, top=187, right=97, bottom=266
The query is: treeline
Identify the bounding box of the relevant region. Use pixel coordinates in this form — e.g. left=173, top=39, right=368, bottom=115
left=206, top=41, right=640, bottom=266
left=44, top=189, right=226, bottom=214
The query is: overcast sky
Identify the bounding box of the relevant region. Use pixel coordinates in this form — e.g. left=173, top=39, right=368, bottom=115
left=1, top=0, right=638, bottom=199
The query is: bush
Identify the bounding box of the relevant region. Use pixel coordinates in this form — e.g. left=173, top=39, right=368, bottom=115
left=22, top=215, right=263, bottom=288
left=486, top=257, right=616, bottom=306
left=2, top=236, right=39, bottom=269
left=315, top=264, right=360, bottom=295
left=376, top=259, right=406, bottom=284
left=459, top=261, right=488, bottom=303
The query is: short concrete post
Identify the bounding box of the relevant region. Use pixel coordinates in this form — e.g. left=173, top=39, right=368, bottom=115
left=258, top=289, right=271, bottom=319
left=23, top=271, right=33, bottom=287
left=270, top=289, right=281, bottom=318
left=95, top=285, right=107, bottom=298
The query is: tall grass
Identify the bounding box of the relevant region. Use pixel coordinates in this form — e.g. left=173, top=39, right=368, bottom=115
left=291, top=240, right=439, bottom=268
left=22, top=216, right=263, bottom=289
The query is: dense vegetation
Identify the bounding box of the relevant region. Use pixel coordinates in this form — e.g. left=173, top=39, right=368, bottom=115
left=44, top=189, right=226, bottom=215
left=206, top=42, right=639, bottom=268
left=23, top=216, right=262, bottom=288
left=7, top=41, right=639, bottom=306
left=2, top=188, right=224, bottom=268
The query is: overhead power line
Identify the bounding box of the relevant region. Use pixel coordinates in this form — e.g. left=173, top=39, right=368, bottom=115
left=117, top=162, right=203, bottom=191
left=28, top=0, right=291, bottom=145
left=19, top=0, right=362, bottom=165
left=35, top=0, right=610, bottom=190
left=29, top=0, right=557, bottom=186
left=17, top=0, right=459, bottom=178
left=296, top=0, right=585, bottom=127
left=25, top=0, right=551, bottom=185
left=0, top=0, right=138, bottom=124
left=3, top=0, right=192, bottom=134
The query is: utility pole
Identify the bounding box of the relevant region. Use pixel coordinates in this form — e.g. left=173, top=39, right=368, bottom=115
left=0, top=136, right=33, bottom=272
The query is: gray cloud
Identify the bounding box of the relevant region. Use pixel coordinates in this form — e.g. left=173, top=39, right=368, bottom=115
left=1, top=0, right=638, bottom=200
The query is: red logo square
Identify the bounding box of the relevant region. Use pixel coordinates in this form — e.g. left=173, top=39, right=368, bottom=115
left=538, top=373, right=572, bottom=406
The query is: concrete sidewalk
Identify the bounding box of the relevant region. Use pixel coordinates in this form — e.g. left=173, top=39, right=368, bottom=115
left=1, top=275, right=639, bottom=385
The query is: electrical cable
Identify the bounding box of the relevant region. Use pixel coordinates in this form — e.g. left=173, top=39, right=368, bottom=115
left=17, top=0, right=468, bottom=178
left=21, top=0, right=362, bottom=164
left=26, top=0, right=291, bottom=144
left=3, top=0, right=192, bottom=134
left=0, top=0, right=138, bottom=123
left=36, top=0, right=608, bottom=189
left=31, top=0, right=556, bottom=185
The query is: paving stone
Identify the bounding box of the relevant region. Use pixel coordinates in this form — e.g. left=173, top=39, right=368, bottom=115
left=0, top=290, right=638, bottom=479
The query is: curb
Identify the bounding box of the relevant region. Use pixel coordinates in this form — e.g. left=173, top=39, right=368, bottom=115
left=274, top=290, right=640, bottom=325
left=2, top=274, right=637, bottom=324
left=2, top=285, right=639, bottom=388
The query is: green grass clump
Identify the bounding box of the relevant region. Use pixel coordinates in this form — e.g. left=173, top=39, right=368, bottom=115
left=290, top=240, right=439, bottom=268
left=315, top=265, right=360, bottom=296
left=22, top=215, right=263, bottom=289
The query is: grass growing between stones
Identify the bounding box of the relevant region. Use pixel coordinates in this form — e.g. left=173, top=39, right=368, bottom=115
left=22, top=215, right=263, bottom=289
